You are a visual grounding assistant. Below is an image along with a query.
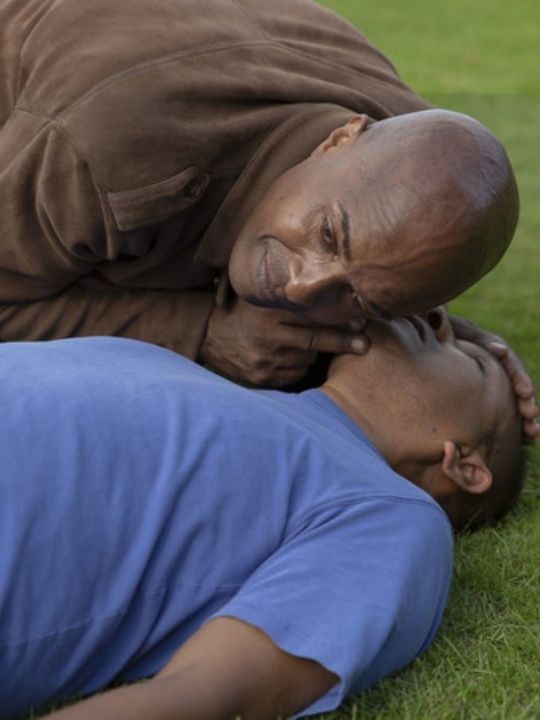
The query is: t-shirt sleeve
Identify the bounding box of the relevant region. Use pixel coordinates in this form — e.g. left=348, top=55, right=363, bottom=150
left=212, top=497, right=453, bottom=716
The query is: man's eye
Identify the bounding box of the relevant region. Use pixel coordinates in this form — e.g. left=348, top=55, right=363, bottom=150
left=321, top=217, right=336, bottom=253
left=469, top=353, right=486, bottom=376
left=473, top=355, right=486, bottom=375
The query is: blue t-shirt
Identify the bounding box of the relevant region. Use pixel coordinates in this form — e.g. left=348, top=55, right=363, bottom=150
left=0, top=338, right=452, bottom=719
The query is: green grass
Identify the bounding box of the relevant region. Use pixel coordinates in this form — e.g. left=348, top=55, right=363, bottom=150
left=309, top=2, right=540, bottom=718
left=324, top=0, right=540, bottom=95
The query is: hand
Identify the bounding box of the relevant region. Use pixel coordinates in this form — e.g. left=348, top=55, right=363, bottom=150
left=47, top=617, right=336, bottom=719
left=450, top=316, right=539, bottom=443
left=200, top=297, right=368, bottom=387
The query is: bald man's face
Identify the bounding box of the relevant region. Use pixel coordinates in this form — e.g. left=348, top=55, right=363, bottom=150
left=229, top=123, right=473, bottom=326
left=229, top=114, right=486, bottom=323
left=229, top=110, right=517, bottom=327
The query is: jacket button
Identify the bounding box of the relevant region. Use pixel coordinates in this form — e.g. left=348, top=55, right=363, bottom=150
left=183, top=177, right=204, bottom=199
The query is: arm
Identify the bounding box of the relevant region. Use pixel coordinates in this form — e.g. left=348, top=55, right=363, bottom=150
left=0, top=285, right=214, bottom=360
left=450, top=315, right=539, bottom=442
left=46, top=618, right=337, bottom=720
left=47, top=501, right=450, bottom=720
left=0, top=118, right=216, bottom=359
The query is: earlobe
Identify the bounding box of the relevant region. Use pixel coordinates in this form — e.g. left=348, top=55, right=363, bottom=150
left=441, top=441, right=493, bottom=495
left=310, top=114, right=373, bottom=157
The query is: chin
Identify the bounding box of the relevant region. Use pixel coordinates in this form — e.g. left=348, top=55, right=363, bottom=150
left=229, top=258, right=277, bottom=311
left=228, top=268, right=258, bottom=304
left=228, top=258, right=251, bottom=298
left=228, top=238, right=261, bottom=297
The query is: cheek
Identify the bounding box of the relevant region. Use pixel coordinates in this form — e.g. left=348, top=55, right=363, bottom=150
left=300, top=299, right=355, bottom=324
left=424, top=361, right=481, bottom=417
left=228, top=231, right=266, bottom=299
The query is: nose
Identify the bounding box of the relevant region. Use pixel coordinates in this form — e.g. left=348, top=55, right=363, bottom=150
left=284, top=255, right=343, bottom=307
left=425, top=306, right=455, bottom=343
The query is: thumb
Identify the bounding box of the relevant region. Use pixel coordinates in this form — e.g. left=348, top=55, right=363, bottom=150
left=350, top=335, right=370, bottom=354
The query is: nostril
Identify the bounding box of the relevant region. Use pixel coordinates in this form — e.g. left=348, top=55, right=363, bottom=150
left=287, top=256, right=303, bottom=283
left=427, top=309, right=443, bottom=330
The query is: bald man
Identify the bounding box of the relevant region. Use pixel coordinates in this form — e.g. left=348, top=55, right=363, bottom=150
left=0, top=0, right=537, bottom=436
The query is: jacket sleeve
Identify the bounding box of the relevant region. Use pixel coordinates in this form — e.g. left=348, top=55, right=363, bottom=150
left=0, top=284, right=215, bottom=358
left=0, top=114, right=215, bottom=357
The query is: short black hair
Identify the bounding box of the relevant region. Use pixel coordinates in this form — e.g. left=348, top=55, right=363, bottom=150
left=442, top=410, right=526, bottom=532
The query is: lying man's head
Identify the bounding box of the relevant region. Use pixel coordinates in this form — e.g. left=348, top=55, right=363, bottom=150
left=229, top=109, right=519, bottom=325
left=321, top=307, right=525, bottom=530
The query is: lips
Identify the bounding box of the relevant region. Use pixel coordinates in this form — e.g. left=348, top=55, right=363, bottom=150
left=255, top=245, right=272, bottom=300
left=256, top=245, right=288, bottom=308
left=256, top=242, right=303, bottom=312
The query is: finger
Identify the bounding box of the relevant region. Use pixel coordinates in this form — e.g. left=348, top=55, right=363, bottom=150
left=489, top=347, right=535, bottom=397
left=515, top=380, right=536, bottom=399
left=486, top=341, right=509, bottom=359
left=518, top=397, right=539, bottom=421
left=288, top=326, right=370, bottom=355
left=503, top=364, right=535, bottom=397
left=523, top=419, right=540, bottom=444
left=349, top=318, right=369, bottom=333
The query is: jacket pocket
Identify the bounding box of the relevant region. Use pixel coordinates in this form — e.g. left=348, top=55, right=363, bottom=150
left=107, top=166, right=210, bottom=232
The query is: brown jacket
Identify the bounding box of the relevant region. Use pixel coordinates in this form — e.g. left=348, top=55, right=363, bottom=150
left=0, top=0, right=429, bottom=357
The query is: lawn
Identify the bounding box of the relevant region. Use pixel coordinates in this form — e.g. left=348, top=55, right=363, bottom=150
left=309, top=2, right=540, bottom=718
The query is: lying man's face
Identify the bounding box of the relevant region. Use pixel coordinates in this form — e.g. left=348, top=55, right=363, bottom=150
left=322, top=307, right=523, bottom=529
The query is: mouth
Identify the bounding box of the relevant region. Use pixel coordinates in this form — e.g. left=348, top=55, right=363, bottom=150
left=255, top=245, right=279, bottom=304
left=255, top=244, right=302, bottom=312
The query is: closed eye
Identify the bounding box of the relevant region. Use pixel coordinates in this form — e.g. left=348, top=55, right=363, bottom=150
left=472, top=354, right=487, bottom=376
left=321, top=215, right=337, bottom=255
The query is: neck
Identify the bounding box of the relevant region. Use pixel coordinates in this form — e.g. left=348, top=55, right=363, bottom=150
left=319, top=381, right=399, bottom=466
left=319, top=376, right=437, bottom=485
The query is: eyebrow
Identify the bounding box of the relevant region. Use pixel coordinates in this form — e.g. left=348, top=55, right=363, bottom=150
left=338, top=203, right=352, bottom=263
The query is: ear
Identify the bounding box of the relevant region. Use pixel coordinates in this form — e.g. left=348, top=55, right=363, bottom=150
left=441, top=441, right=493, bottom=495
left=310, top=114, right=373, bottom=158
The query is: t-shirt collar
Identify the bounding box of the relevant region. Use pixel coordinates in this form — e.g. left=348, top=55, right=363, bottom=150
left=300, top=388, right=387, bottom=462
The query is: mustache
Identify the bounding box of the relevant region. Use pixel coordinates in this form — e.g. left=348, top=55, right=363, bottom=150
left=254, top=240, right=302, bottom=312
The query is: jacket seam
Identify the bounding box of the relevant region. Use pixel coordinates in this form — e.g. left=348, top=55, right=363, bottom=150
left=36, top=39, right=401, bottom=122
left=58, top=40, right=281, bottom=117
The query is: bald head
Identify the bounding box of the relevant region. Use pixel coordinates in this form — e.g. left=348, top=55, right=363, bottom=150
left=355, top=109, right=519, bottom=301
